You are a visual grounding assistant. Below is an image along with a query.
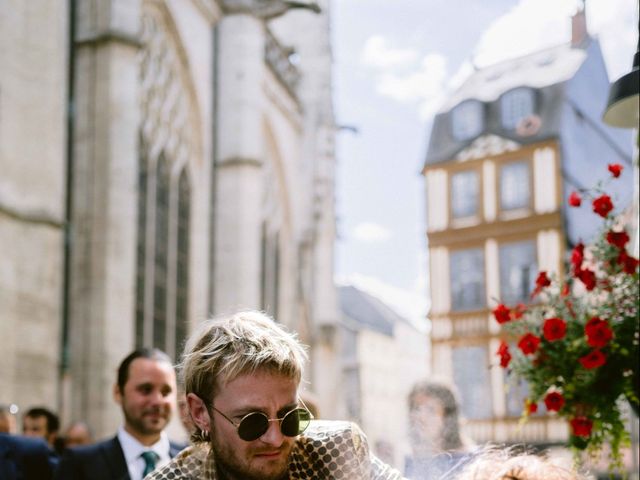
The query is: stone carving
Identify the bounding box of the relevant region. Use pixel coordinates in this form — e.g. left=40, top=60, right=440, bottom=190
left=221, top=0, right=320, bottom=20
left=139, top=3, right=201, bottom=170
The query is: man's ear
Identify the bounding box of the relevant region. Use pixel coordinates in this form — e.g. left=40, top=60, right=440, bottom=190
left=186, top=393, right=211, bottom=432
left=113, top=383, right=122, bottom=405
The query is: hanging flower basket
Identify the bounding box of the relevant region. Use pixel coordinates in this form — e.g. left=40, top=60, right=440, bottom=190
left=493, top=163, right=639, bottom=472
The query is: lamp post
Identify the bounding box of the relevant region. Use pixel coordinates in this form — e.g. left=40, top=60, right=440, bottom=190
left=602, top=13, right=640, bottom=480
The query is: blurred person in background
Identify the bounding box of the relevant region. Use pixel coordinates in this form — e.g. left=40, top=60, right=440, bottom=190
left=147, top=310, right=406, bottom=480
left=63, top=421, right=94, bottom=448
left=23, top=406, right=60, bottom=451
left=0, top=432, right=56, bottom=479
left=55, top=348, right=184, bottom=480
left=405, top=380, right=475, bottom=480
left=450, top=446, right=586, bottom=480
left=0, top=404, right=18, bottom=434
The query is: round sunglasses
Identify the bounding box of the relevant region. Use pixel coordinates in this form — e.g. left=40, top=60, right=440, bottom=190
left=211, top=404, right=313, bottom=442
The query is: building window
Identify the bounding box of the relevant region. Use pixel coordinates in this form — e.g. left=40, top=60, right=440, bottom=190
left=504, top=371, right=545, bottom=417
left=153, top=156, right=170, bottom=351
left=499, top=160, right=530, bottom=211
left=135, top=147, right=148, bottom=348
left=135, top=149, right=191, bottom=360
left=260, top=224, right=280, bottom=318
left=453, top=345, right=493, bottom=419
left=500, top=88, right=534, bottom=130
left=451, top=100, right=484, bottom=141
left=450, top=248, right=485, bottom=310
left=451, top=170, right=480, bottom=219
left=499, top=240, right=537, bottom=304
left=175, top=169, right=190, bottom=361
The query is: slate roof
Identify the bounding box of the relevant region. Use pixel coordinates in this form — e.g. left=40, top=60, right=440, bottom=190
left=337, top=285, right=409, bottom=337
left=424, top=39, right=592, bottom=167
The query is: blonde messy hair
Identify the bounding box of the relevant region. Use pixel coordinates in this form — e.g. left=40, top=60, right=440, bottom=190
left=455, top=446, right=586, bottom=480
left=179, top=310, right=308, bottom=406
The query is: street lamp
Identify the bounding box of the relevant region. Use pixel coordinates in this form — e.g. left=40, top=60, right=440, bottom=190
left=602, top=20, right=639, bottom=128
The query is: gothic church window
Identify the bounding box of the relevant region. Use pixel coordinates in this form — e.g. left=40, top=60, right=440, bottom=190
left=136, top=4, right=198, bottom=360
left=260, top=222, right=280, bottom=318
left=175, top=170, right=190, bottom=361
left=153, top=155, right=170, bottom=350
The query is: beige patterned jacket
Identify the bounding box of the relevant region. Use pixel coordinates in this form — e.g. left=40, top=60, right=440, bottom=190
left=146, top=420, right=405, bottom=480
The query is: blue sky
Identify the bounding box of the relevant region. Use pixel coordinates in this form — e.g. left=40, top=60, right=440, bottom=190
left=331, top=0, right=638, bottom=324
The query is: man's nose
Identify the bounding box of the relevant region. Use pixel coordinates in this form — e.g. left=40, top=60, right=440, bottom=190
left=260, top=420, right=285, bottom=446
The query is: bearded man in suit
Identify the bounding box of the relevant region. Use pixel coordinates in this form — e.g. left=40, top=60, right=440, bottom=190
left=55, top=348, right=183, bottom=480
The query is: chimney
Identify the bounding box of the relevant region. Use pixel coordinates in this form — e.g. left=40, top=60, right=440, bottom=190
left=571, top=6, right=588, bottom=47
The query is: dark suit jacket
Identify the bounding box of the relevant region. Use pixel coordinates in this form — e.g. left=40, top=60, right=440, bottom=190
left=0, top=433, right=56, bottom=480
left=54, top=436, right=183, bottom=480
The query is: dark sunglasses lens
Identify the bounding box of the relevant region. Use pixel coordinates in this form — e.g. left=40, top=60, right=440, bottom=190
left=281, top=408, right=312, bottom=437
left=238, top=413, right=269, bottom=441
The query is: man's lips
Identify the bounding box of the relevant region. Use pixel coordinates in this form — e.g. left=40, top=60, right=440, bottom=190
left=254, top=450, right=283, bottom=459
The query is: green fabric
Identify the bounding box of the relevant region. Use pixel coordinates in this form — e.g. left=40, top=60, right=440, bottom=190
left=141, top=451, right=160, bottom=478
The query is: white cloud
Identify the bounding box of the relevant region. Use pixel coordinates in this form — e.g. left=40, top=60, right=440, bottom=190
left=359, top=0, right=636, bottom=120
left=587, top=0, right=638, bottom=79
left=473, top=0, right=578, bottom=67
left=472, top=0, right=636, bottom=79
left=361, top=35, right=418, bottom=69
left=375, top=53, right=449, bottom=120
left=336, top=273, right=429, bottom=331
left=351, top=222, right=392, bottom=243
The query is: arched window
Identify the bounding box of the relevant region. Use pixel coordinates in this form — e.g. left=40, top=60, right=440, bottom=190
left=175, top=169, right=190, bottom=360
left=153, top=155, right=170, bottom=351
left=135, top=146, right=148, bottom=348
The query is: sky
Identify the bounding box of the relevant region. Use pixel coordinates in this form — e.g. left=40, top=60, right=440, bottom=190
left=331, top=0, right=638, bottom=326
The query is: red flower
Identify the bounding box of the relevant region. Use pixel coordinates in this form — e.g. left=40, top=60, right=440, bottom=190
left=543, top=317, right=567, bottom=341
left=592, top=194, right=613, bottom=218
left=606, top=230, right=630, bottom=249
left=518, top=333, right=541, bottom=355
left=568, top=191, right=582, bottom=207
left=585, top=317, right=613, bottom=348
left=531, top=271, right=551, bottom=298
left=570, top=416, right=593, bottom=437
left=570, top=243, right=584, bottom=271
left=544, top=391, right=565, bottom=412
left=608, top=163, right=623, bottom=178
left=512, top=303, right=527, bottom=319
left=525, top=400, right=538, bottom=415
left=493, top=304, right=512, bottom=324
left=579, top=349, right=606, bottom=369
left=497, top=341, right=512, bottom=368
left=618, top=251, right=640, bottom=274
left=575, top=268, right=597, bottom=290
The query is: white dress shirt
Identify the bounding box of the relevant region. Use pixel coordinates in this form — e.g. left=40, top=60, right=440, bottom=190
left=117, top=426, right=171, bottom=480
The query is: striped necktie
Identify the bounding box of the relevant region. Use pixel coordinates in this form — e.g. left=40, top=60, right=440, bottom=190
left=140, top=450, right=160, bottom=478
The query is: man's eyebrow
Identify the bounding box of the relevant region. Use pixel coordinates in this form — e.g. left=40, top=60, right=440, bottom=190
left=230, top=401, right=299, bottom=417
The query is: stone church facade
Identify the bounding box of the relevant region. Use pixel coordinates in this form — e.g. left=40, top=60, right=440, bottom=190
left=0, top=0, right=340, bottom=438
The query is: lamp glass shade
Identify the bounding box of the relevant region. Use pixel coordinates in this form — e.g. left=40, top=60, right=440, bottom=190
left=603, top=65, right=639, bottom=129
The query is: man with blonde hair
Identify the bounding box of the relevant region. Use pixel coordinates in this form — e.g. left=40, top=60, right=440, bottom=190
left=148, top=310, right=405, bottom=480
left=452, top=447, right=586, bottom=480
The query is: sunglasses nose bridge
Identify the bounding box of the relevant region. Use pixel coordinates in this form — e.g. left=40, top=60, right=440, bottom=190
left=257, top=417, right=286, bottom=445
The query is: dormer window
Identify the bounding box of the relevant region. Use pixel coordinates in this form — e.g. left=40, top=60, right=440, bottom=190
left=451, top=100, right=483, bottom=141
left=501, top=87, right=535, bottom=130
